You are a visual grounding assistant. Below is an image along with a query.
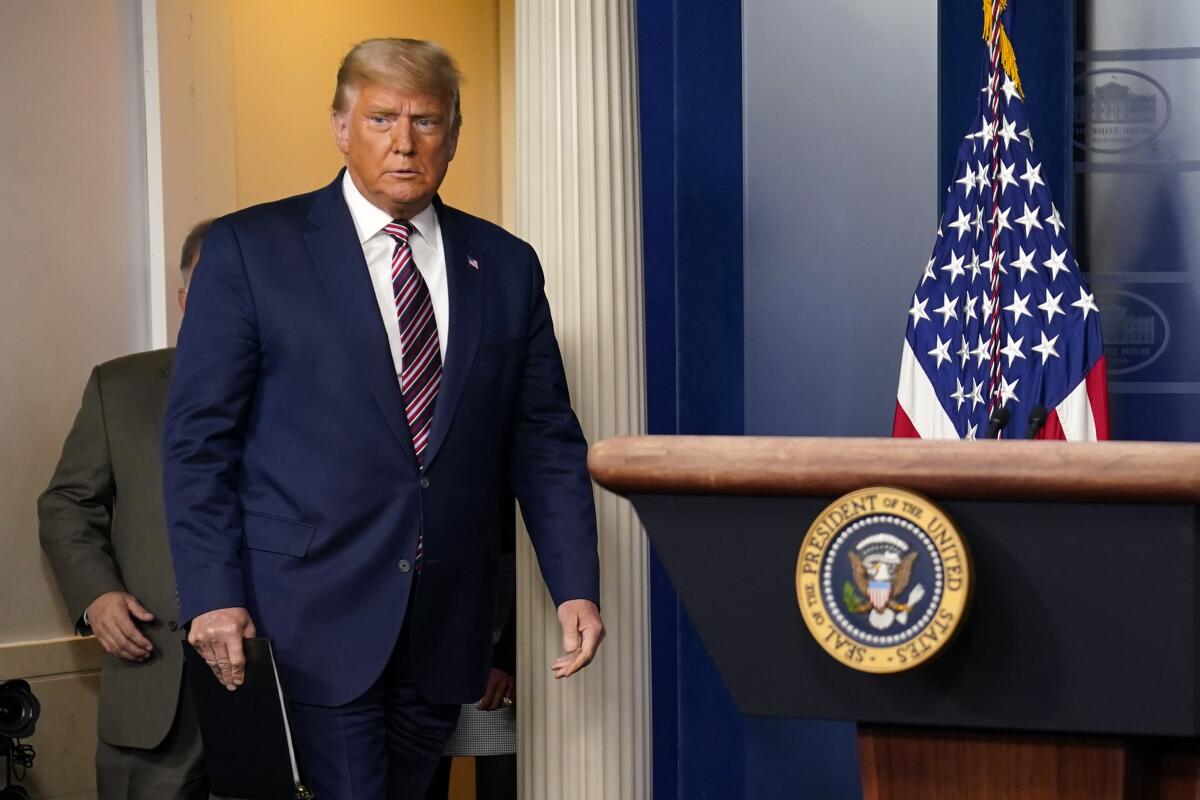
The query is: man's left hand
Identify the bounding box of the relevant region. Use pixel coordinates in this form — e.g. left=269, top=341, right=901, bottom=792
left=552, top=599, right=605, bottom=679
left=478, top=667, right=515, bottom=710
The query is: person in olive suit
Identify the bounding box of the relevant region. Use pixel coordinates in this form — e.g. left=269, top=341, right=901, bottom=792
left=39, top=219, right=214, bottom=799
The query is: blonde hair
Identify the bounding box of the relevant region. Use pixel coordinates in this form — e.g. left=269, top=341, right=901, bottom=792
left=333, top=38, right=462, bottom=125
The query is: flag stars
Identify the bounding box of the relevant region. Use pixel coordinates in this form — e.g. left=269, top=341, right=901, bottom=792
left=921, top=255, right=937, bottom=285
left=1071, top=287, right=1100, bottom=319
left=992, top=205, right=1013, bottom=235
left=1010, top=246, right=1038, bottom=281
left=971, top=336, right=990, bottom=368
left=998, top=375, right=1021, bottom=406
left=974, top=162, right=990, bottom=194
left=996, top=160, right=1018, bottom=195
left=975, top=118, right=995, bottom=144
left=1043, top=246, right=1069, bottom=282
left=1001, top=74, right=1021, bottom=104
left=928, top=335, right=953, bottom=368
left=985, top=250, right=1005, bottom=277
left=1004, top=290, right=1033, bottom=324
left=971, top=206, right=985, bottom=237
left=981, top=291, right=996, bottom=320
left=998, top=115, right=1019, bottom=151
left=968, top=378, right=985, bottom=409
left=951, top=378, right=967, bottom=410
left=934, top=293, right=959, bottom=326
left=1044, top=203, right=1065, bottom=238
left=956, top=163, right=977, bottom=197
left=941, top=251, right=967, bottom=284
left=965, top=421, right=980, bottom=440
left=1038, top=289, right=1066, bottom=322
left=1020, top=127, right=1034, bottom=150
left=908, top=295, right=931, bottom=326
left=958, top=335, right=972, bottom=366
left=1032, top=331, right=1061, bottom=364
left=1015, top=202, right=1043, bottom=237
left=999, top=333, right=1026, bottom=366
left=1020, top=160, right=1045, bottom=194
left=964, top=293, right=979, bottom=323
left=948, top=207, right=972, bottom=240
left=967, top=250, right=982, bottom=281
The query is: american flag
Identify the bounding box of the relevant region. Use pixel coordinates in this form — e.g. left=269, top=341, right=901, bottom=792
left=894, top=10, right=1109, bottom=441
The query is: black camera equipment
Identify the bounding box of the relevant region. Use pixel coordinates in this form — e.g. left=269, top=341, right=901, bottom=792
left=0, top=680, right=39, bottom=797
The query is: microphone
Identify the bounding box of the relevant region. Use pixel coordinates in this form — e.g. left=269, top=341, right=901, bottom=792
left=984, top=406, right=1011, bottom=439
left=1025, top=406, right=1048, bottom=439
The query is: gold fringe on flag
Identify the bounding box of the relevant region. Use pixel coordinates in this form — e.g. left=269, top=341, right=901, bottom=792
left=982, top=0, right=1024, bottom=99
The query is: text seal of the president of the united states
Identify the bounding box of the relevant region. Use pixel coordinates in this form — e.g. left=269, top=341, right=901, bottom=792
left=795, top=487, right=971, bottom=673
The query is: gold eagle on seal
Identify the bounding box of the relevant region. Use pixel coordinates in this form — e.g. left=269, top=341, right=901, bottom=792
left=847, top=551, right=919, bottom=615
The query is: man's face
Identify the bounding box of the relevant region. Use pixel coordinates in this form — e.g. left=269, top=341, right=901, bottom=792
left=332, top=82, right=459, bottom=220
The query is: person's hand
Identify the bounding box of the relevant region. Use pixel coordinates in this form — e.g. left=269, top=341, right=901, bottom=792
left=478, top=667, right=515, bottom=710
left=553, top=599, right=605, bottom=679
left=188, top=607, right=256, bottom=691
left=86, top=591, right=155, bottom=662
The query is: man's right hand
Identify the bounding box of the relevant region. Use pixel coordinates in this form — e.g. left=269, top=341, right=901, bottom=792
left=86, top=591, right=156, bottom=662
left=188, top=607, right=256, bottom=691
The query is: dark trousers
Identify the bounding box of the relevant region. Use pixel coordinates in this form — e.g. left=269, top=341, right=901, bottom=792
left=96, top=672, right=210, bottom=800
left=287, top=613, right=460, bottom=799
left=426, top=754, right=517, bottom=800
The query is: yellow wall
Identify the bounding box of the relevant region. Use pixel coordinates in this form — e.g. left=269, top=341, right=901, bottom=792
left=228, top=0, right=504, bottom=220
left=157, top=0, right=511, bottom=341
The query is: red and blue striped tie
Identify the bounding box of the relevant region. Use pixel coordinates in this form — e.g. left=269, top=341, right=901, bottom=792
left=384, top=219, right=441, bottom=565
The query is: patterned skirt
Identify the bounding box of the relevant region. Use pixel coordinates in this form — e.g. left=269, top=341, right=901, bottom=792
left=444, top=555, right=517, bottom=757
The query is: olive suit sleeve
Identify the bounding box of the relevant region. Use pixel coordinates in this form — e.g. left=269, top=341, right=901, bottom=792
left=38, top=367, right=125, bottom=632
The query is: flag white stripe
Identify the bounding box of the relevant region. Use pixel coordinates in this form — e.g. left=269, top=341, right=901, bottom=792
left=1053, top=375, right=1097, bottom=442
left=896, top=340, right=960, bottom=439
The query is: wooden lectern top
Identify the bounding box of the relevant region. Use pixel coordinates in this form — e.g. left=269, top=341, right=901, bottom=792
left=588, top=435, right=1200, bottom=504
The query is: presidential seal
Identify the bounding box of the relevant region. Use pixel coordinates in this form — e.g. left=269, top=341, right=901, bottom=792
left=795, top=487, right=971, bottom=674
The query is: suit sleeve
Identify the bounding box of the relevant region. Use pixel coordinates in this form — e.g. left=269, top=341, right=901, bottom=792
left=162, top=218, right=260, bottom=624
left=508, top=248, right=600, bottom=608
left=38, top=367, right=125, bottom=631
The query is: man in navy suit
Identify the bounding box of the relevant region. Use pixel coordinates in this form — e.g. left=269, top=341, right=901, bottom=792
left=163, top=38, right=604, bottom=797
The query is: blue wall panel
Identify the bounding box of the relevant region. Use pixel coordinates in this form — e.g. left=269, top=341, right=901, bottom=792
left=638, top=0, right=747, bottom=797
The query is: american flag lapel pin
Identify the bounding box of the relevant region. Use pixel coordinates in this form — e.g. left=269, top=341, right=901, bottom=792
left=467, top=255, right=479, bottom=270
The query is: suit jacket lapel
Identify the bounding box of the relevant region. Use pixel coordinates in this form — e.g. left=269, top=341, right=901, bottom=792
left=304, top=175, right=417, bottom=463
left=423, top=200, right=482, bottom=470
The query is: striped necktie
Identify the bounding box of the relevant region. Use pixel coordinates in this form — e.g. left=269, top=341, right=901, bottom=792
left=384, top=219, right=441, bottom=569
left=384, top=219, right=443, bottom=464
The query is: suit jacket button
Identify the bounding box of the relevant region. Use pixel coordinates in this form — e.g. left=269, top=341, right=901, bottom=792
left=168, top=620, right=179, bottom=632
left=419, top=477, right=430, bottom=489
left=398, top=560, right=412, bottom=573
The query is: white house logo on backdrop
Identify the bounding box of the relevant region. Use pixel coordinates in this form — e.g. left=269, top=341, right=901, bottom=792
left=1097, top=290, right=1171, bottom=375
left=1074, top=69, right=1171, bottom=154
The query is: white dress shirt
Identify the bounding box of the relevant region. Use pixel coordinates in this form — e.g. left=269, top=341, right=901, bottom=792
left=341, top=171, right=450, bottom=386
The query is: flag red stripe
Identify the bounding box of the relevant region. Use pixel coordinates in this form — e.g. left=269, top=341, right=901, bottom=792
left=1038, top=409, right=1065, bottom=440
left=892, top=401, right=921, bottom=438
left=1086, top=356, right=1110, bottom=440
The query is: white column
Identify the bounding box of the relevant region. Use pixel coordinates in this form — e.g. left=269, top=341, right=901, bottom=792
left=514, top=1, right=650, bottom=798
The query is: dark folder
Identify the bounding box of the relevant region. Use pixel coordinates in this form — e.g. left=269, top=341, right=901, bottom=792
left=183, top=638, right=312, bottom=799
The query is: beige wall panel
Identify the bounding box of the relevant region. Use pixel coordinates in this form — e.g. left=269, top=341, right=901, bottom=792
left=0, top=639, right=104, bottom=799
left=157, top=0, right=239, bottom=345
left=226, top=0, right=503, bottom=222
left=11, top=670, right=101, bottom=799
left=499, top=0, right=516, bottom=228
left=0, top=0, right=149, bottom=646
